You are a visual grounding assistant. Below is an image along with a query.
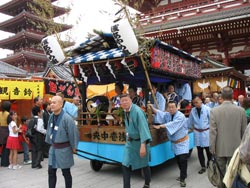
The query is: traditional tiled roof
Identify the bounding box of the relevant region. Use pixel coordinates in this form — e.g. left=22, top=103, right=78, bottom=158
left=0, top=51, right=48, bottom=63
left=0, top=31, right=44, bottom=49
left=0, top=73, right=8, bottom=78
left=0, top=61, right=28, bottom=77
left=203, top=57, right=226, bottom=68
left=0, top=11, right=72, bottom=33
left=200, top=56, right=247, bottom=80
left=140, top=6, right=250, bottom=34
left=201, top=67, right=233, bottom=73
left=43, top=64, right=74, bottom=81
left=0, top=0, right=69, bottom=17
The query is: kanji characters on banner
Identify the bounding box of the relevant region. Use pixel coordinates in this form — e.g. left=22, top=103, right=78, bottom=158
left=44, top=79, right=80, bottom=98
left=0, top=80, right=44, bottom=100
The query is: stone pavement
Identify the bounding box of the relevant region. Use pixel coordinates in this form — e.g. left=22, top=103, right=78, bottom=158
left=0, top=149, right=216, bottom=188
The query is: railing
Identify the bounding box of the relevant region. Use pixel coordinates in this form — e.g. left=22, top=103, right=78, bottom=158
left=139, top=0, right=247, bottom=26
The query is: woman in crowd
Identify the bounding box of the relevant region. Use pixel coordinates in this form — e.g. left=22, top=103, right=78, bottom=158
left=128, top=84, right=144, bottom=108
left=163, top=84, right=179, bottom=105
left=0, top=101, right=11, bottom=167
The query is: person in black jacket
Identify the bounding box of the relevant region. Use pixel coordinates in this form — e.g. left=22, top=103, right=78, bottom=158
left=31, top=106, right=46, bottom=169
left=42, top=102, right=51, bottom=158
left=0, top=101, right=11, bottom=167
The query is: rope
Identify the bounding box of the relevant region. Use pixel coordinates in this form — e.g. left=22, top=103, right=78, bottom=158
left=76, top=149, right=121, bottom=164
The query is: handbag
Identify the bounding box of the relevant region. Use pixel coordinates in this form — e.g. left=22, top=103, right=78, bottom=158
left=239, top=124, right=250, bottom=163
left=223, top=148, right=241, bottom=188
left=208, top=156, right=223, bottom=186
left=232, top=173, right=249, bottom=188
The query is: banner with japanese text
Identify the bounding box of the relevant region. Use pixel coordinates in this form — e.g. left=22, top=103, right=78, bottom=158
left=44, top=79, right=80, bottom=98
left=0, top=80, right=44, bottom=100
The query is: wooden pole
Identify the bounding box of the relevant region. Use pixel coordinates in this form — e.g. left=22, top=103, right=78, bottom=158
left=139, top=54, right=159, bottom=109
left=119, top=5, right=159, bottom=109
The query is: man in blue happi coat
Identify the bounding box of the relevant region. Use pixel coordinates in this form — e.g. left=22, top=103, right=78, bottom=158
left=152, top=101, right=189, bottom=187
left=187, top=95, right=212, bottom=174
left=151, top=83, right=166, bottom=111
left=56, top=92, right=78, bottom=119
left=120, top=94, right=152, bottom=188
left=45, top=95, right=79, bottom=188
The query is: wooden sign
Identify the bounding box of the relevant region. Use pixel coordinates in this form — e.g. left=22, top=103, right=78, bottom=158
left=79, top=125, right=169, bottom=146
left=151, top=46, right=201, bottom=78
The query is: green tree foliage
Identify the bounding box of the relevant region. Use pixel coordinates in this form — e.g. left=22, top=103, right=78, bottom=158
left=28, top=0, right=63, bottom=35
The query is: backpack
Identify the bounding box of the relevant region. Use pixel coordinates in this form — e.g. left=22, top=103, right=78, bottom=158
left=26, top=117, right=38, bottom=139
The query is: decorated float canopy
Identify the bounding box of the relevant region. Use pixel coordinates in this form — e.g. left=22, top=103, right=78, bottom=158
left=61, top=32, right=203, bottom=86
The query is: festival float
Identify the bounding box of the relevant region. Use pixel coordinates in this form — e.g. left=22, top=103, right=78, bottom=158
left=41, top=8, right=203, bottom=171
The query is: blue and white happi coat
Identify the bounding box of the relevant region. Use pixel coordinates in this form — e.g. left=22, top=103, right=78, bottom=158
left=155, top=110, right=189, bottom=155
left=154, top=91, right=166, bottom=112
left=187, top=104, right=210, bottom=147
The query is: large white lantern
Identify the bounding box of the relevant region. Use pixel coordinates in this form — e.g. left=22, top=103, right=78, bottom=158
left=111, top=18, right=139, bottom=55
left=41, top=35, right=65, bottom=64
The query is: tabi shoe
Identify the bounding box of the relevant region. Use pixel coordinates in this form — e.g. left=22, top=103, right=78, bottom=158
left=12, top=165, right=22, bottom=170
left=198, top=167, right=206, bottom=174
left=180, top=179, right=186, bottom=187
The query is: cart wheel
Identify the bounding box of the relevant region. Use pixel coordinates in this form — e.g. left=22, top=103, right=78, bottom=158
left=90, top=160, right=103, bottom=171
left=141, top=167, right=151, bottom=178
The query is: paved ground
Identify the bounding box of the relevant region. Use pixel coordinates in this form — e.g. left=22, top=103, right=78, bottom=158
left=0, top=149, right=216, bottom=188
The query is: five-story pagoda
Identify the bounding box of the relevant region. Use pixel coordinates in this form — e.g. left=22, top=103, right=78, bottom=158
left=0, top=0, right=72, bottom=73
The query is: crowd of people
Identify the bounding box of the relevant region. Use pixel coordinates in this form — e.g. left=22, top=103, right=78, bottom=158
left=1, top=81, right=250, bottom=188
left=117, top=81, right=249, bottom=188
left=0, top=94, right=80, bottom=188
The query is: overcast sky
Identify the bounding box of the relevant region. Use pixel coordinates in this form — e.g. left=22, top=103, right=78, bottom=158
left=0, top=0, right=133, bottom=58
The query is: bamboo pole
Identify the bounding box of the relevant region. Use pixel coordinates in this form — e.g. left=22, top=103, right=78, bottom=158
left=139, top=54, right=159, bottom=109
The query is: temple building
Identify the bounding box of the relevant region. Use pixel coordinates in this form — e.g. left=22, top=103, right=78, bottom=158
left=130, top=0, right=250, bottom=73
left=0, top=0, right=72, bottom=73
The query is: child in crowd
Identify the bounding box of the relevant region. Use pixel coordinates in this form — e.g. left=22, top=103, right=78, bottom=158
left=6, top=111, right=22, bottom=170
left=19, top=116, right=32, bottom=165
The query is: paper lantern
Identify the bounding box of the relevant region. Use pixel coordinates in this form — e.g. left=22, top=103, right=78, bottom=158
left=111, top=18, right=138, bottom=55
left=41, top=35, right=65, bottom=64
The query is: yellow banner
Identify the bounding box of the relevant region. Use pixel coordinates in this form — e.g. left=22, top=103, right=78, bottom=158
left=0, top=81, right=10, bottom=100
left=0, top=80, right=44, bottom=100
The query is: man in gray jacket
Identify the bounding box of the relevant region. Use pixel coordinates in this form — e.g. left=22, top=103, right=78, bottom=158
left=210, top=87, right=247, bottom=188
left=45, top=95, right=79, bottom=188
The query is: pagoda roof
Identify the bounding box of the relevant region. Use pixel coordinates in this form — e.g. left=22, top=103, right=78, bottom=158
left=0, top=51, right=48, bottom=63
left=0, top=30, right=44, bottom=49
left=0, top=61, right=28, bottom=77
left=0, top=0, right=69, bottom=17
left=139, top=5, right=250, bottom=35
left=0, top=10, right=72, bottom=33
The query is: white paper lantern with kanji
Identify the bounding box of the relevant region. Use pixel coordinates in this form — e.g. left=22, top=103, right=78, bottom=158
left=41, top=35, right=65, bottom=64
left=111, top=18, right=139, bottom=55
